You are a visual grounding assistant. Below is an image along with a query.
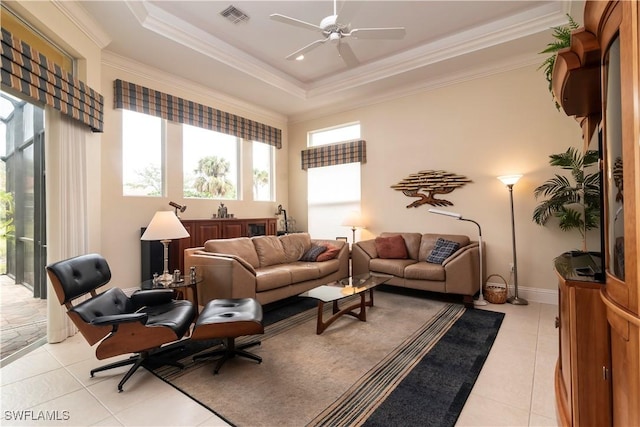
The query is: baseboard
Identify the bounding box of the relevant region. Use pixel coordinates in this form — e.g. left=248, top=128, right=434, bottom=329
left=485, top=280, right=558, bottom=306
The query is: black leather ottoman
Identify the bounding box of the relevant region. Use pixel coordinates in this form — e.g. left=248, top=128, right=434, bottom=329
left=191, top=298, right=264, bottom=374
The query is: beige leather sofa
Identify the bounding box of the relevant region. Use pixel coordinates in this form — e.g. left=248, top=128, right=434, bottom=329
left=184, top=233, right=349, bottom=306
left=351, top=232, right=483, bottom=306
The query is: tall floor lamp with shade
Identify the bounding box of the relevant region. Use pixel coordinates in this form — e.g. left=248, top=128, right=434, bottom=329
left=428, top=208, right=487, bottom=306
left=141, top=211, right=190, bottom=285
left=341, top=211, right=365, bottom=244
left=497, top=174, right=528, bottom=305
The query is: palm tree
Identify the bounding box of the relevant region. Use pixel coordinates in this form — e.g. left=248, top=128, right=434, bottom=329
left=193, top=156, right=236, bottom=198
left=533, top=147, right=600, bottom=251
left=253, top=168, right=269, bottom=199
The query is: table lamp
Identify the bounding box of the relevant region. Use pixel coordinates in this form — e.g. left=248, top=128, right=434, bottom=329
left=428, top=209, right=486, bottom=306
left=141, top=210, right=190, bottom=285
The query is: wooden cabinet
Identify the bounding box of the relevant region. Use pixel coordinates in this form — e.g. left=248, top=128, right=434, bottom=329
left=142, top=217, right=277, bottom=280
left=555, top=254, right=611, bottom=426
left=553, top=1, right=640, bottom=425
left=175, top=218, right=278, bottom=271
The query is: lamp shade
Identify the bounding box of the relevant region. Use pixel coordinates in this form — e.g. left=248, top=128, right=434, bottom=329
left=341, top=211, right=365, bottom=228
left=428, top=208, right=462, bottom=219
left=497, top=174, right=523, bottom=186
left=140, top=211, right=190, bottom=241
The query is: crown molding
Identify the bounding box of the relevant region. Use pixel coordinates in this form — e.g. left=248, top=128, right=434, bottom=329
left=306, top=2, right=568, bottom=98
left=102, top=50, right=288, bottom=126
left=51, top=0, right=111, bottom=49
left=289, top=53, right=541, bottom=124
left=124, top=0, right=307, bottom=99
left=123, top=0, right=567, bottom=102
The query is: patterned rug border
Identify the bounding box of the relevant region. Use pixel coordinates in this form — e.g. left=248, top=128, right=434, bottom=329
left=145, top=295, right=502, bottom=427
left=307, top=304, right=465, bottom=427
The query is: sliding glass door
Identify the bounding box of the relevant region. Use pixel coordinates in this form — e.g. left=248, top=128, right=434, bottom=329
left=1, top=91, right=47, bottom=298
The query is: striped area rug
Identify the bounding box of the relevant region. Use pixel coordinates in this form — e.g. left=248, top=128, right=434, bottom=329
left=308, top=304, right=464, bottom=426
left=147, top=290, right=501, bottom=427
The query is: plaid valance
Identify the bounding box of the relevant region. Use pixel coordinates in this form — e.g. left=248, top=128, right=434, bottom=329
left=0, top=28, right=104, bottom=132
left=301, top=139, right=366, bottom=170
left=114, top=79, right=282, bottom=148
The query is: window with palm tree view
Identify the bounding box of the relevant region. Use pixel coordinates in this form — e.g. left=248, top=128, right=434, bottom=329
left=183, top=124, right=239, bottom=199
left=252, top=140, right=274, bottom=201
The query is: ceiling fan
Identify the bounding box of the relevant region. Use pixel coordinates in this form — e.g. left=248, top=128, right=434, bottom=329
left=270, top=0, right=406, bottom=67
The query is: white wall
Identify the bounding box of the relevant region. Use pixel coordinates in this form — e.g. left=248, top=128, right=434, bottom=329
left=289, top=65, right=586, bottom=300
left=8, top=1, right=589, bottom=303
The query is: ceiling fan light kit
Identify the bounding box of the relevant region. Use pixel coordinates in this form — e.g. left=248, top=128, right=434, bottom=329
left=270, top=0, right=406, bottom=66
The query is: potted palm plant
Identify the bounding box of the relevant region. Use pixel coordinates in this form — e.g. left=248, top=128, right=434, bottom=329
left=533, top=147, right=600, bottom=251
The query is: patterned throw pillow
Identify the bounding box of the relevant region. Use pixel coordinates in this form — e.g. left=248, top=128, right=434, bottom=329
left=426, top=238, right=461, bottom=264
left=300, top=245, right=327, bottom=262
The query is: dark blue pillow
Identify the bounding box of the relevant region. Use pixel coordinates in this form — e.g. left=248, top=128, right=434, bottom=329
left=426, top=238, right=460, bottom=264
left=300, top=245, right=327, bottom=262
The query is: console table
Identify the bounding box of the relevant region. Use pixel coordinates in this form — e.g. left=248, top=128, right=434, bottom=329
left=141, top=217, right=277, bottom=281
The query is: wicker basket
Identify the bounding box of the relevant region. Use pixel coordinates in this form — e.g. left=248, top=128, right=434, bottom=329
left=483, top=274, right=508, bottom=304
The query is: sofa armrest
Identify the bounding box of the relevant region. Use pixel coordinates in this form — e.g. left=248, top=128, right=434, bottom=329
left=352, top=240, right=376, bottom=276
left=184, top=248, right=257, bottom=306
left=443, top=242, right=483, bottom=296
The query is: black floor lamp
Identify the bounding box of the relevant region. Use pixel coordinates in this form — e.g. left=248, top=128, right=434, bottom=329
left=498, top=174, right=528, bottom=305
left=428, top=208, right=487, bottom=306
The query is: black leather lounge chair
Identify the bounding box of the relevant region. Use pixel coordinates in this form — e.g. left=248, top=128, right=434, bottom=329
left=46, top=253, right=196, bottom=392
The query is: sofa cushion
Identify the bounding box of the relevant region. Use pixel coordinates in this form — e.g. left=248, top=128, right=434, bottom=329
left=317, top=244, right=340, bottom=262
left=288, top=263, right=321, bottom=283
left=280, top=233, right=312, bottom=263
left=380, top=232, right=422, bottom=260
left=405, top=262, right=446, bottom=281
left=300, top=245, right=327, bottom=262
left=369, top=258, right=416, bottom=277
left=204, top=237, right=260, bottom=269
left=375, top=235, right=408, bottom=259
left=419, top=234, right=470, bottom=261
left=255, top=267, right=292, bottom=292
left=315, top=258, right=341, bottom=277
left=426, top=238, right=461, bottom=264
left=252, top=236, right=287, bottom=267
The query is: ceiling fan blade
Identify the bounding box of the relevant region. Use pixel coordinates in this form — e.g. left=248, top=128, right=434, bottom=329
left=285, top=38, right=328, bottom=60
left=337, top=42, right=359, bottom=67
left=270, top=14, right=323, bottom=32
left=348, top=27, right=406, bottom=40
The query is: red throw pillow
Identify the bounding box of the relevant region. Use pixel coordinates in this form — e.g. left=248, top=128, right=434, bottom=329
left=374, top=235, right=408, bottom=259
left=316, top=244, right=340, bottom=262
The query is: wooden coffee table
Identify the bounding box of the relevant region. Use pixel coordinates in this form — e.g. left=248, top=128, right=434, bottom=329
left=299, top=273, right=392, bottom=334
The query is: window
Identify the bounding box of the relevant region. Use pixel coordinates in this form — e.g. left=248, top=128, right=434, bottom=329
left=307, top=123, right=361, bottom=240
left=183, top=125, right=239, bottom=199
left=122, top=110, right=163, bottom=196
left=309, top=123, right=360, bottom=147
left=252, top=141, right=274, bottom=201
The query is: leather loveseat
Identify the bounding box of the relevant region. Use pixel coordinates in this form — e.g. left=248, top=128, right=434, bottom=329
left=184, top=233, right=349, bottom=306
left=351, top=232, right=483, bottom=306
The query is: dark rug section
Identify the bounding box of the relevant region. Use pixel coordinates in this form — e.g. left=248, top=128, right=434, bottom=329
left=362, top=308, right=505, bottom=427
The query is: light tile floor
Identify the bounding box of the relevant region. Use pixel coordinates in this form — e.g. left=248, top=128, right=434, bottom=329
left=0, top=300, right=558, bottom=427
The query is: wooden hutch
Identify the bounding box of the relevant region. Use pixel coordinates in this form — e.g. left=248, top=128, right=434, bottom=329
left=552, top=1, right=640, bottom=425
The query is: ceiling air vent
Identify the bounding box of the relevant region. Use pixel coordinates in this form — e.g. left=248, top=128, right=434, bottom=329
left=220, top=5, right=250, bottom=24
